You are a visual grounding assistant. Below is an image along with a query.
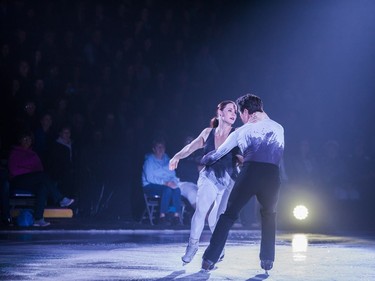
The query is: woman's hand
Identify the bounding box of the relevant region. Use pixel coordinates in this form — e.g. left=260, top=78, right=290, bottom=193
left=169, top=157, right=179, bottom=170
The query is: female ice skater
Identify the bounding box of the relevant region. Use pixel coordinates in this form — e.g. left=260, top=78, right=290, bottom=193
left=169, top=100, right=241, bottom=264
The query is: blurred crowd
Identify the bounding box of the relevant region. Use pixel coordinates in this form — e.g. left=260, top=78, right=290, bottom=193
left=0, top=0, right=227, bottom=220
left=0, top=0, right=373, bottom=228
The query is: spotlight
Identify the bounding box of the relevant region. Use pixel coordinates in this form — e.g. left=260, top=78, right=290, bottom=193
left=293, top=205, right=309, bottom=220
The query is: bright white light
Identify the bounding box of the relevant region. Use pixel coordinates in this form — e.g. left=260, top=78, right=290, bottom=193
left=293, top=205, right=309, bottom=220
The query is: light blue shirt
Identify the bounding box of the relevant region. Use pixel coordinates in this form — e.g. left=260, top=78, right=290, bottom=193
left=142, top=153, right=180, bottom=187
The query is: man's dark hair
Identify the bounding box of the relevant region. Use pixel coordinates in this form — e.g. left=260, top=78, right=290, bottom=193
left=236, top=93, right=263, bottom=114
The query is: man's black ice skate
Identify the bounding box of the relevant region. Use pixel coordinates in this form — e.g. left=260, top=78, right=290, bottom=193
left=201, top=258, right=215, bottom=272
left=260, top=260, right=273, bottom=274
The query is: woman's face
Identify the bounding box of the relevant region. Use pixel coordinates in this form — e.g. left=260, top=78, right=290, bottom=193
left=218, top=103, right=237, bottom=125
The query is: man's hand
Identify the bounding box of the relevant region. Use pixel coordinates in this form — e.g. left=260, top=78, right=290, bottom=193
left=236, top=155, right=244, bottom=166
left=200, top=150, right=216, bottom=166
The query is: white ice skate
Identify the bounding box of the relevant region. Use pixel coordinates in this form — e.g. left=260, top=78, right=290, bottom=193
left=181, top=239, right=199, bottom=265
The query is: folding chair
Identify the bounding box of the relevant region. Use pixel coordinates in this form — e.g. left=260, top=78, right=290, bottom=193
left=141, top=193, right=160, bottom=225
left=9, top=189, right=73, bottom=218
left=141, top=193, right=187, bottom=225
left=9, top=189, right=36, bottom=211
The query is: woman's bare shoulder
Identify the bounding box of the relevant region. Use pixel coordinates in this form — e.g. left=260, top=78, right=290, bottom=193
left=200, top=127, right=213, bottom=141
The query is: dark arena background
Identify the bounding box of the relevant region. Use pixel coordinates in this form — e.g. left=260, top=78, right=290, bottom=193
left=0, top=1, right=375, bottom=280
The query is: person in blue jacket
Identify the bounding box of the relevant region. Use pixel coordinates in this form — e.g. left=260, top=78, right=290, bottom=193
left=142, top=138, right=182, bottom=226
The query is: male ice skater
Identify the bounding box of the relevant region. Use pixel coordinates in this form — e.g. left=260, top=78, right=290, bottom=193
left=200, top=93, right=284, bottom=273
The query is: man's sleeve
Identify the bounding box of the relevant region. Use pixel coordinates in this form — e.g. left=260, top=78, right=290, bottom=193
left=201, top=131, right=238, bottom=165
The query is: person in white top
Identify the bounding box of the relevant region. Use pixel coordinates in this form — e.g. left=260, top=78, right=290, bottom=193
left=169, top=100, right=242, bottom=264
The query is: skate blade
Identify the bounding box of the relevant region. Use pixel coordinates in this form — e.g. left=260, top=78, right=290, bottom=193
left=217, top=256, right=224, bottom=263
left=181, top=258, right=191, bottom=266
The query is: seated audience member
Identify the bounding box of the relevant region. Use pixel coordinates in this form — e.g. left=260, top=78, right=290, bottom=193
left=8, top=131, right=74, bottom=227
left=16, top=100, right=39, bottom=133
left=0, top=137, right=11, bottom=225
left=0, top=168, right=11, bottom=226
left=33, top=112, right=55, bottom=165
left=46, top=125, right=76, bottom=198
left=142, top=138, right=182, bottom=225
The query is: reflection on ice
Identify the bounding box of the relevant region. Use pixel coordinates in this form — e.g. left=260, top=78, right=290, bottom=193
left=292, top=234, right=308, bottom=262
left=0, top=230, right=374, bottom=280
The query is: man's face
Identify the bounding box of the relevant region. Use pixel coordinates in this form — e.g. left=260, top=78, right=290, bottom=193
left=239, top=109, right=249, bottom=124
